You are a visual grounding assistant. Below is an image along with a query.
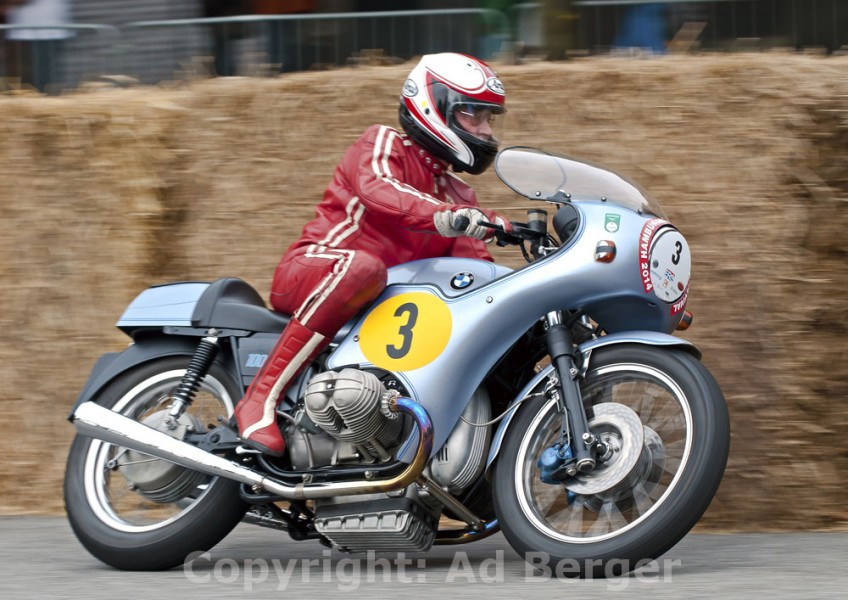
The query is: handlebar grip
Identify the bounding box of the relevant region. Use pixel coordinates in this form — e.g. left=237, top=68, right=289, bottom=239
left=453, top=215, right=470, bottom=232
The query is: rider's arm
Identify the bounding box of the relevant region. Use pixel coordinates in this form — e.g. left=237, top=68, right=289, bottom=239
left=349, top=125, right=447, bottom=231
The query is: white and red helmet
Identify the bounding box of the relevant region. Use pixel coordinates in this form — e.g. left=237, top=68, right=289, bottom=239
left=399, top=53, right=506, bottom=175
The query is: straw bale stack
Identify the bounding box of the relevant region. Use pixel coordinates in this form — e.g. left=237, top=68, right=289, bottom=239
left=0, top=54, right=846, bottom=530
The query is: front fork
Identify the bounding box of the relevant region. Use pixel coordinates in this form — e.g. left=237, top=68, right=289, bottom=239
left=544, top=311, right=599, bottom=476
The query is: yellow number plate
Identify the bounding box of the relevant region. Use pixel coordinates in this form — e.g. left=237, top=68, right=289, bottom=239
left=359, top=292, right=452, bottom=371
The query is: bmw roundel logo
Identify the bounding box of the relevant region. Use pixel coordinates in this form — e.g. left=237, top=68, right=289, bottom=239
left=450, top=272, right=475, bottom=290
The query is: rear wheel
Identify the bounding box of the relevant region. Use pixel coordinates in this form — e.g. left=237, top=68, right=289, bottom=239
left=64, top=356, right=248, bottom=570
left=492, top=344, right=729, bottom=577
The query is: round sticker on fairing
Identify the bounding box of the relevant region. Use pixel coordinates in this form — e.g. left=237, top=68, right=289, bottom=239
left=648, top=229, right=691, bottom=304
left=359, top=292, right=452, bottom=371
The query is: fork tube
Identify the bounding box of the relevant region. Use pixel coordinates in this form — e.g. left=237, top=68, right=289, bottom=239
left=545, top=312, right=596, bottom=473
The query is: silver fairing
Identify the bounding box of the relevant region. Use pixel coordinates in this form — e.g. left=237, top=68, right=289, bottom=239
left=328, top=199, right=689, bottom=461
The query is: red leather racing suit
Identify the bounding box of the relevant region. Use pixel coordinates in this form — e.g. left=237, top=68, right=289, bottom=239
left=269, top=123, right=500, bottom=335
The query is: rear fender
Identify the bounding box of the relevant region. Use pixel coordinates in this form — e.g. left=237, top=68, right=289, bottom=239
left=484, top=331, right=700, bottom=477
left=67, top=336, right=206, bottom=420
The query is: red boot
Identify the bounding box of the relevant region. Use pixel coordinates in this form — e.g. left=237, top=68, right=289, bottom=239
left=234, top=318, right=327, bottom=456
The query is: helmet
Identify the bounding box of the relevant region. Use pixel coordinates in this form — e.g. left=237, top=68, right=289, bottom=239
left=399, top=53, right=505, bottom=175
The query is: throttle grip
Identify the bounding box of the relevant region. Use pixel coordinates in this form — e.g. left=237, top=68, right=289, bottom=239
left=452, top=215, right=470, bottom=232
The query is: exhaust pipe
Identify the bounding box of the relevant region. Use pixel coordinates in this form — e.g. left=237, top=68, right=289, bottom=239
left=72, top=397, right=432, bottom=500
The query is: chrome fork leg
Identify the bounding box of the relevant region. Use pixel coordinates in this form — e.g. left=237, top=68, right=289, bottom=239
left=544, top=311, right=596, bottom=473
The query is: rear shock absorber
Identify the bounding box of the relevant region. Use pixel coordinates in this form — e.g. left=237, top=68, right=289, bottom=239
left=165, top=330, right=221, bottom=428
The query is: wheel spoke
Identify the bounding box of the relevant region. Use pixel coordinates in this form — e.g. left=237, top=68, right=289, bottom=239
left=543, top=490, right=575, bottom=521
left=586, top=500, right=615, bottom=536
left=629, top=482, right=653, bottom=518
left=662, top=454, right=683, bottom=476
left=562, top=500, right=585, bottom=536
left=619, top=381, right=657, bottom=421
left=649, top=410, right=685, bottom=437
left=535, top=485, right=561, bottom=517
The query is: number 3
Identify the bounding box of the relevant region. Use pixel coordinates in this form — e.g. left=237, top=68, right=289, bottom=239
left=387, top=303, right=418, bottom=359
left=359, top=292, right=452, bottom=370
left=671, top=241, right=683, bottom=265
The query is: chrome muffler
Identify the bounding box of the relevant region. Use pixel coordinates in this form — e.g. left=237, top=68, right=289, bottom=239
left=71, top=396, right=432, bottom=500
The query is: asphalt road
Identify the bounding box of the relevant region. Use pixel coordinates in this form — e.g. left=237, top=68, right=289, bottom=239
left=1, top=516, right=845, bottom=599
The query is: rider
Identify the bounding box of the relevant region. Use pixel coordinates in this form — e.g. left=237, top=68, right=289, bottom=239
left=234, top=52, right=513, bottom=456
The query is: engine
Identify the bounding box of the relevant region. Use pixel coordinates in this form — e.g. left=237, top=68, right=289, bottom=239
left=286, top=368, right=439, bottom=552
left=285, top=368, right=404, bottom=469
left=283, top=367, right=492, bottom=553
left=305, top=368, right=403, bottom=454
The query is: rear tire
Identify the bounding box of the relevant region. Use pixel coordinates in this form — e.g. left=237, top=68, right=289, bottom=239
left=64, top=356, right=248, bottom=570
left=492, top=344, right=729, bottom=577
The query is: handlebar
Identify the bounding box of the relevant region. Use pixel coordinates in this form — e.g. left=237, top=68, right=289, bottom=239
left=451, top=213, right=548, bottom=250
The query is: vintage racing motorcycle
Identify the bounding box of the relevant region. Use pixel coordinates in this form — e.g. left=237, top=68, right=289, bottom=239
left=65, top=147, right=729, bottom=577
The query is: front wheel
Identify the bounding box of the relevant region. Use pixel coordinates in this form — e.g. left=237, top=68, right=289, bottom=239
left=64, top=356, right=248, bottom=570
left=492, top=344, right=729, bottom=577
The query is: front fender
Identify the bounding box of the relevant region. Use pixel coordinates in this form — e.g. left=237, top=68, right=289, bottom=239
left=578, top=330, right=700, bottom=360
left=66, top=336, right=203, bottom=420
left=484, top=331, right=699, bottom=476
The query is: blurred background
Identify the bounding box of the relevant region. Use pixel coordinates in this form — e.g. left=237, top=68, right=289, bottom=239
left=0, top=1, right=846, bottom=532
left=2, top=1, right=848, bottom=92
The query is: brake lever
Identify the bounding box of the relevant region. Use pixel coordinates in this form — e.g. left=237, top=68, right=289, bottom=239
left=479, top=220, right=543, bottom=247
left=477, top=219, right=504, bottom=232
left=451, top=217, right=521, bottom=246
left=479, top=220, right=520, bottom=247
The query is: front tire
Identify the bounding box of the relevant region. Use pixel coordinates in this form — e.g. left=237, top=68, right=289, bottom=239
left=492, top=344, right=729, bottom=577
left=64, top=356, right=248, bottom=570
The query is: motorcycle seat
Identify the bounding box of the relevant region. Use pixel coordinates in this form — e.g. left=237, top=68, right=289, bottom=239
left=191, top=277, right=290, bottom=334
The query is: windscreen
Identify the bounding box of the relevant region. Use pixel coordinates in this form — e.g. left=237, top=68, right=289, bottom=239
left=494, top=147, right=665, bottom=217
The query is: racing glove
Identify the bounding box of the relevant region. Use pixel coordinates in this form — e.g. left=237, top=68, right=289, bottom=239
left=434, top=208, right=510, bottom=240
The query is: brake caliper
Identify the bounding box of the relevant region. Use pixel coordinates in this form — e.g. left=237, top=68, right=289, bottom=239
left=537, top=442, right=574, bottom=484
left=537, top=443, right=578, bottom=504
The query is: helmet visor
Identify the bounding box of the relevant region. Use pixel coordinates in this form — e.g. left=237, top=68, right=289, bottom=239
left=450, top=103, right=504, bottom=145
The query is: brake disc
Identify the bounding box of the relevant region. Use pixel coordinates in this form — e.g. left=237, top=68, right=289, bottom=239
left=564, top=403, right=645, bottom=496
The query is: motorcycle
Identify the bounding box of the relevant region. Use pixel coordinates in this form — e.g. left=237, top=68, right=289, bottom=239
left=64, top=146, right=729, bottom=577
